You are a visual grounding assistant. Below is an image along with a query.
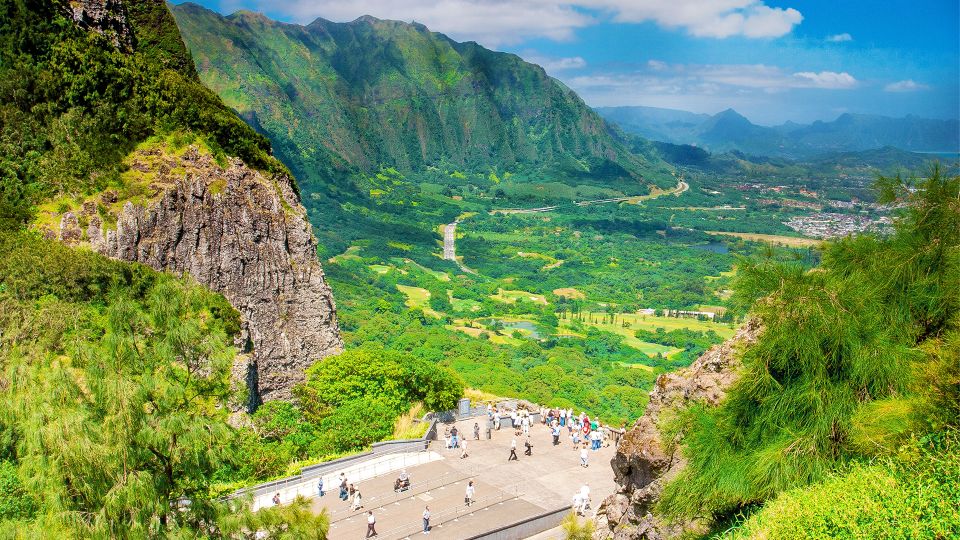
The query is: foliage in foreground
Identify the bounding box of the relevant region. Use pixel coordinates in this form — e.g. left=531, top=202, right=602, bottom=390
left=659, top=165, right=959, bottom=520
left=0, top=232, right=321, bottom=537
left=714, top=431, right=960, bottom=539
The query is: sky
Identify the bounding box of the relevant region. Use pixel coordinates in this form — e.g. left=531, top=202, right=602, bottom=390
left=182, top=0, right=959, bottom=125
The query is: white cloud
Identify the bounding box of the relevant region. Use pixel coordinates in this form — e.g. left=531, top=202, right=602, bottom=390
left=223, top=0, right=802, bottom=47
left=792, top=71, right=857, bottom=89
left=565, top=63, right=858, bottom=109
left=884, top=79, right=929, bottom=92
left=826, top=32, right=852, bottom=42
left=585, top=0, right=802, bottom=38
left=521, top=52, right=588, bottom=73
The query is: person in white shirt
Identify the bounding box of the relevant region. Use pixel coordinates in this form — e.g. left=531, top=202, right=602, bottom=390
left=508, top=438, right=518, bottom=461
left=422, top=505, right=431, bottom=534
left=460, top=438, right=468, bottom=459
left=366, top=510, right=377, bottom=538
left=579, top=483, right=590, bottom=512
left=464, top=480, right=476, bottom=507
left=580, top=447, right=589, bottom=467
left=352, top=488, right=363, bottom=511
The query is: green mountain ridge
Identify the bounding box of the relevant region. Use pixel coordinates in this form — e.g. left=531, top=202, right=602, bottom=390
left=171, top=2, right=673, bottom=188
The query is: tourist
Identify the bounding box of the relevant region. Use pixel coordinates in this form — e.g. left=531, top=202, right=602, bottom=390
left=508, top=438, right=519, bottom=461
left=572, top=491, right=584, bottom=516
left=272, top=492, right=281, bottom=506
left=366, top=510, right=377, bottom=538
left=460, top=438, right=469, bottom=459
left=552, top=423, right=561, bottom=445
left=339, top=473, right=348, bottom=500
left=580, top=446, right=589, bottom=468
left=352, top=488, right=363, bottom=511
left=559, top=408, right=566, bottom=427
left=317, top=477, right=324, bottom=497
left=494, top=411, right=501, bottom=430
left=473, top=422, right=480, bottom=440
left=422, top=505, right=431, bottom=535
left=524, top=438, right=533, bottom=456
left=580, top=484, right=591, bottom=513
left=451, top=426, right=459, bottom=448
left=464, top=480, right=475, bottom=507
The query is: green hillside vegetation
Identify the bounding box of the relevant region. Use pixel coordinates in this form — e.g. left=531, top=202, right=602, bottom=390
left=170, top=2, right=676, bottom=257
left=658, top=166, right=960, bottom=532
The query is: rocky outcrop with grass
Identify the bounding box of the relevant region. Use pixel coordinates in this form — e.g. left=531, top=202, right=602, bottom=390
left=593, top=319, right=761, bottom=540
left=50, top=143, right=343, bottom=408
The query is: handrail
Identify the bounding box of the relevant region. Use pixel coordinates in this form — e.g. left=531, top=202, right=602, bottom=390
left=374, top=483, right=524, bottom=540
left=235, top=419, right=438, bottom=501
left=328, top=465, right=481, bottom=524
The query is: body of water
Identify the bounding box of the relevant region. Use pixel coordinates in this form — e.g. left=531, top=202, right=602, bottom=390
left=692, top=241, right=730, bottom=254
left=480, top=318, right=542, bottom=339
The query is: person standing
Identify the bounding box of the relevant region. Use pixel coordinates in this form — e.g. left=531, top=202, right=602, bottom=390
left=465, top=480, right=475, bottom=507
left=508, top=438, right=519, bottom=461
left=460, top=438, right=469, bottom=459
left=339, top=473, right=348, bottom=500
left=451, top=426, right=459, bottom=448
left=524, top=438, right=533, bottom=456
left=366, top=510, right=378, bottom=538
left=317, top=477, right=324, bottom=497
left=552, top=423, right=561, bottom=445
left=422, top=505, right=431, bottom=535
left=352, top=488, right=363, bottom=511
left=473, top=422, right=480, bottom=440
left=580, top=446, right=589, bottom=468
left=272, top=492, right=281, bottom=506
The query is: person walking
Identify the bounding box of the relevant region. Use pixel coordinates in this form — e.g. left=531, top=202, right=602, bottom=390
left=317, top=477, right=324, bottom=497
left=464, top=480, right=475, bottom=507
left=552, top=423, right=561, bottom=446
left=508, top=438, right=519, bottom=461
left=339, top=473, right=349, bottom=501
left=473, top=422, right=480, bottom=440
left=422, top=505, right=431, bottom=535
left=580, top=446, right=589, bottom=468
left=524, top=438, right=533, bottom=456
left=352, top=488, right=364, bottom=511
left=366, top=510, right=378, bottom=538
left=460, top=438, right=469, bottom=459
left=272, top=492, right=281, bottom=506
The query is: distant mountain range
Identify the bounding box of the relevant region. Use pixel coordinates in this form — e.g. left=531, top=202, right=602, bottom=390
left=597, top=106, right=959, bottom=159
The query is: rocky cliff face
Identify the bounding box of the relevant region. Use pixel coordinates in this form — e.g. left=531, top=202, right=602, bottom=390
left=594, top=319, right=761, bottom=540
left=67, top=0, right=134, bottom=50
left=55, top=145, right=343, bottom=407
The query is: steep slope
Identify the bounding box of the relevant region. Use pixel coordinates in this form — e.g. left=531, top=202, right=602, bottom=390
left=170, top=3, right=670, bottom=189
left=1, top=0, right=342, bottom=407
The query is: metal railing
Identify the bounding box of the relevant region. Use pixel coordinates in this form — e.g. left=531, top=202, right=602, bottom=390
left=238, top=422, right=439, bottom=508
left=374, top=483, right=524, bottom=540
left=328, top=464, right=481, bottom=524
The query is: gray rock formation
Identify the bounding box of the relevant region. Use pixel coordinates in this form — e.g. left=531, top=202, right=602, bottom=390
left=86, top=146, right=343, bottom=407
left=594, top=319, right=762, bottom=540
left=66, top=0, right=134, bottom=50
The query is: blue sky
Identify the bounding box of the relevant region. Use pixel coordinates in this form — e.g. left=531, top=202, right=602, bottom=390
left=182, top=0, right=959, bottom=125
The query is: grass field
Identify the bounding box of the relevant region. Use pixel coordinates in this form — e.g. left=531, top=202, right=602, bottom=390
left=328, top=245, right=362, bottom=263
left=616, top=361, right=655, bottom=372
left=553, top=287, right=585, bottom=299
left=446, top=323, right=523, bottom=346
left=448, top=290, right=482, bottom=312
left=491, top=288, right=549, bottom=305
left=369, top=264, right=391, bottom=274
left=705, top=231, right=822, bottom=248
left=559, top=317, right=682, bottom=357
left=396, top=284, right=441, bottom=318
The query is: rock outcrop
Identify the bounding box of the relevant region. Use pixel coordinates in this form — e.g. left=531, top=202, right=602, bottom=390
left=82, top=146, right=343, bottom=407
left=594, top=319, right=761, bottom=540
left=66, top=0, right=135, bottom=50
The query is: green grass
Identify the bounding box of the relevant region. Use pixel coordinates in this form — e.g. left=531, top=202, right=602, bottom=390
left=491, top=288, right=549, bottom=305
left=396, top=284, right=441, bottom=317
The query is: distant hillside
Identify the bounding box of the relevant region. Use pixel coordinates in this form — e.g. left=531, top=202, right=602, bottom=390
left=598, top=106, right=959, bottom=159
left=171, top=3, right=672, bottom=191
